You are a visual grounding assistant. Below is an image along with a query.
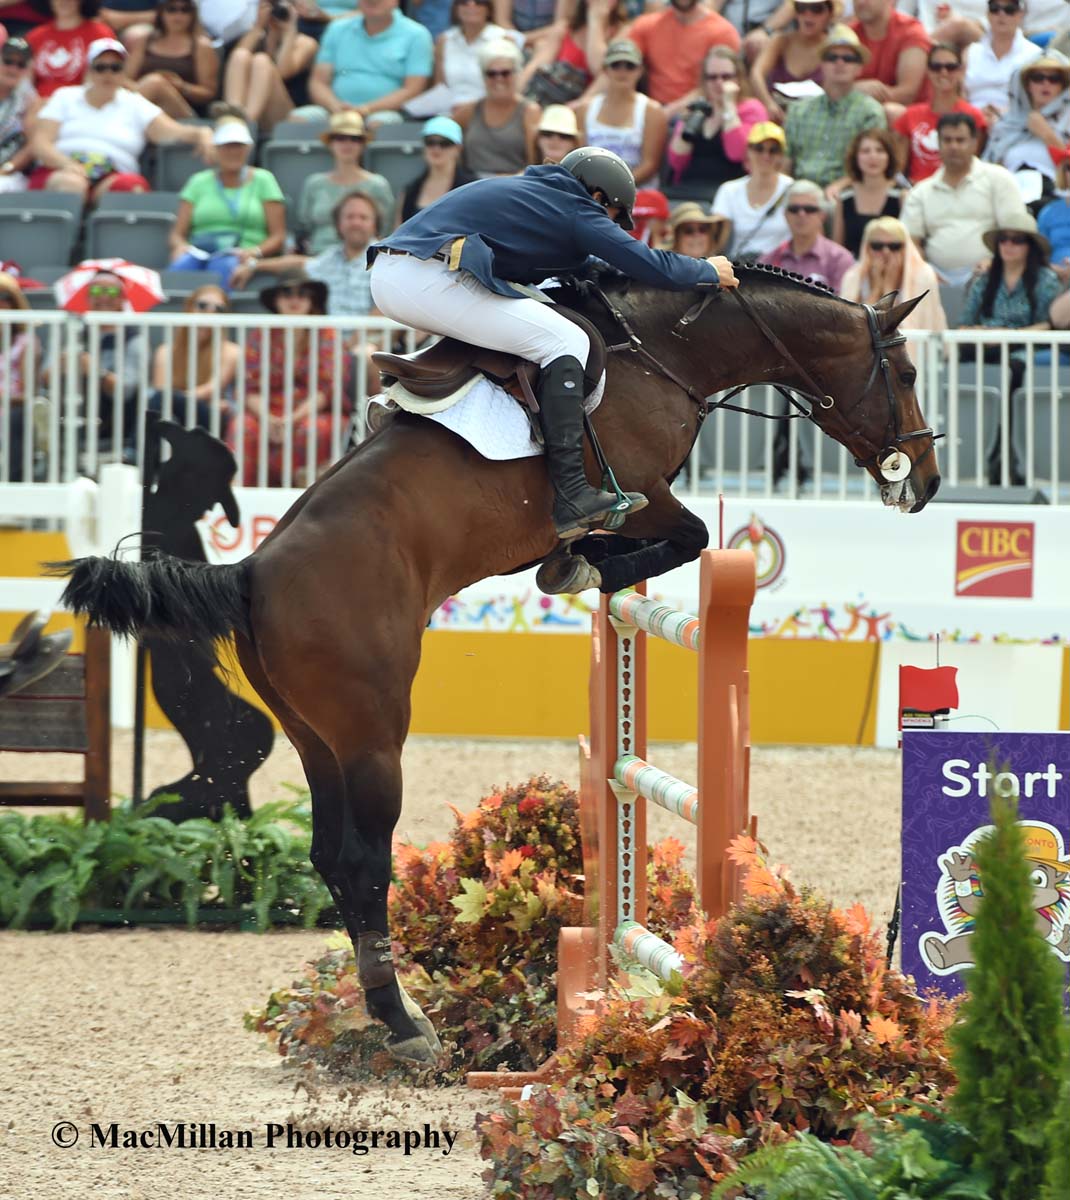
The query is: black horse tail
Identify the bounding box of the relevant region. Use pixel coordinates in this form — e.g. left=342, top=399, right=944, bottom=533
left=49, top=555, right=250, bottom=647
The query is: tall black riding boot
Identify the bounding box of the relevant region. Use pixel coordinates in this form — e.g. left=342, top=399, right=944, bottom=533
left=537, top=356, right=646, bottom=540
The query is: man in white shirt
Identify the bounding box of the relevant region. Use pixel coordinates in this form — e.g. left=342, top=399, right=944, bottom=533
left=902, top=109, right=1030, bottom=282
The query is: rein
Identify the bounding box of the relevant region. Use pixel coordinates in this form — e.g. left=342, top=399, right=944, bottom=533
left=583, top=278, right=940, bottom=485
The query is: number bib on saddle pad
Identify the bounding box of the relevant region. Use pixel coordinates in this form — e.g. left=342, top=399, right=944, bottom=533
left=369, top=371, right=606, bottom=461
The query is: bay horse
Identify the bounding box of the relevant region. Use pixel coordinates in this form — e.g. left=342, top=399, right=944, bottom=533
left=54, top=265, right=940, bottom=1065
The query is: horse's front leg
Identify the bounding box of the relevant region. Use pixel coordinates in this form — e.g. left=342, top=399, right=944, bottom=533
left=327, top=747, right=443, bottom=1065
left=537, top=486, right=709, bottom=594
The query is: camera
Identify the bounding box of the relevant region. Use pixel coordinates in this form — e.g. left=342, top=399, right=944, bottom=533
left=681, top=100, right=712, bottom=145
left=272, top=2, right=291, bottom=18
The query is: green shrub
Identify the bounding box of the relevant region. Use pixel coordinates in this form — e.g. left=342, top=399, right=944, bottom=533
left=951, top=790, right=1069, bottom=1200
left=0, top=796, right=334, bottom=930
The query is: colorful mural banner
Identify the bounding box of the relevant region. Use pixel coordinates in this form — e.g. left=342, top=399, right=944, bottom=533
left=901, top=731, right=1070, bottom=997
left=197, top=493, right=1070, bottom=645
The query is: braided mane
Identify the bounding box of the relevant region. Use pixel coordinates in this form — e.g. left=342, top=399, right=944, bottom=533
left=732, top=259, right=838, bottom=298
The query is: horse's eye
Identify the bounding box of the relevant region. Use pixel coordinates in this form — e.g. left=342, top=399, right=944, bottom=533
left=901, top=369, right=916, bottom=387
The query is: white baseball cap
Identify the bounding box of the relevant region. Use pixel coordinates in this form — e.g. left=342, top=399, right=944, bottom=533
left=87, top=38, right=127, bottom=64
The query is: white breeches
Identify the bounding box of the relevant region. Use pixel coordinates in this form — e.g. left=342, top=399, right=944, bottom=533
left=369, top=252, right=591, bottom=369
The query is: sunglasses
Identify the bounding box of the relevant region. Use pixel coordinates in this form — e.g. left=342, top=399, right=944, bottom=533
left=607, top=60, right=640, bottom=70
left=0, top=293, right=17, bottom=305
left=277, top=285, right=313, bottom=298
left=89, top=284, right=122, bottom=298
left=823, top=52, right=861, bottom=64
left=869, top=241, right=903, bottom=251
left=92, top=61, right=124, bottom=73
left=787, top=204, right=821, bottom=214
left=997, top=232, right=1029, bottom=244
left=423, top=136, right=454, bottom=148
left=705, top=71, right=736, bottom=81
left=929, top=60, right=960, bottom=71
left=484, top=68, right=514, bottom=78
left=330, top=133, right=364, bottom=142
left=751, top=142, right=783, bottom=154
left=0, top=52, right=29, bottom=67
left=677, top=223, right=712, bottom=236
left=1028, top=72, right=1065, bottom=85
left=194, top=298, right=225, bottom=311
left=987, top=2, right=1020, bottom=11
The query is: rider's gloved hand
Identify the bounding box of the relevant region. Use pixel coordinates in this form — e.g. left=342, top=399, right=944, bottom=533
left=707, top=256, right=739, bottom=289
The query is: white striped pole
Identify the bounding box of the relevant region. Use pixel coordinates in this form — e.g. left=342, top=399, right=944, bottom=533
left=608, top=592, right=701, bottom=652
left=614, top=754, right=699, bottom=825
left=614, top=920, right=684, bottom=980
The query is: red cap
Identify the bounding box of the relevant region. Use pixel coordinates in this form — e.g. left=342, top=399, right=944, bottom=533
left=632, top=188, right=670, bottom=220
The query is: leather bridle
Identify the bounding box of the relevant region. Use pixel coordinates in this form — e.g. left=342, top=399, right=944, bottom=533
left=586, top=278, right=940, bottom=486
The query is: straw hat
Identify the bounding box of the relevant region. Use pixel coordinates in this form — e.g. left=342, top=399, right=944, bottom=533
left=320, top=110, right=369, bottom=144
left=670, top=202, right=727, bottom=233
left=981, top=210, right=1050, bottom=258
left=1020, top=53, right=1070, bottom=88
left=538, top=104, right=580, bottom=138
left=820, top=24, right=870, bottom=64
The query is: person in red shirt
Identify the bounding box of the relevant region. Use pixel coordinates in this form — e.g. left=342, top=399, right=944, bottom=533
left=627, top=0, right=739, bottom=118
left=850, top=0, right=929, bottom=115
left=27, top=0, right=114, bottom=98
left=894, top=42, right=987, bottom=183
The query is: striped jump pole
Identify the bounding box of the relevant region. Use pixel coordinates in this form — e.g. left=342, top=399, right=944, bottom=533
left=588, top=548, right=756, bottom=986
left=467, top=547, right=755, bottom=1091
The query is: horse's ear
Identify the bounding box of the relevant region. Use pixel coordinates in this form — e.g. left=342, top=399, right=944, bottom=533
left=874, top=291, right=899, bottom=311
left=880, top=292, right=927, bottom=331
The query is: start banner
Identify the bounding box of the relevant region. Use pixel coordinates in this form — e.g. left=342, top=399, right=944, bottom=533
left=901, top=731, right=1070, bottom=997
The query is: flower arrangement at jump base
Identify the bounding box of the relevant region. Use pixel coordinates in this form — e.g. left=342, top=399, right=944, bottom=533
left=478, top=835, right=960, bottom=1196
left=246, top=776, right=697, bottom=1079
left=480, top=790, right=1070, bottom=1200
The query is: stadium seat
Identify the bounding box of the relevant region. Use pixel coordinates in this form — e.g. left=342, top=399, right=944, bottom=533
left=159, top=269, right=215, bottom=299
left=259, top=139, right=332, bottom=206
left=363, top=141, right=427, bottom=199
left=269, top=119, right=327, bottom=142
left=87, top=194, right=180, bottom=272
left=149, top=120, right=212, bottom=192
left=0, top=193, right=82, bottom=268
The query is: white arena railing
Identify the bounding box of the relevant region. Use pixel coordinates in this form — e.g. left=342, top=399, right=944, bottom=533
left=1, top=316, right=1070, bottom=506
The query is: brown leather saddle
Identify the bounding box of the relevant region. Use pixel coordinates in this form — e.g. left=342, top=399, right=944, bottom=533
left=372, top=308, right=607, bottom=412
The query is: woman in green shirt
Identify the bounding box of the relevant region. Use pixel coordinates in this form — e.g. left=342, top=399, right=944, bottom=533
left=296, top=110, right=394, bottom=254
left=169, top=115, right=287, bottom=290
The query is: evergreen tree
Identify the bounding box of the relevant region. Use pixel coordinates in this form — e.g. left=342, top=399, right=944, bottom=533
left=950, top=789, right=1069, bottom=1199
left=1041, top=1021, right=1070, bottom=1200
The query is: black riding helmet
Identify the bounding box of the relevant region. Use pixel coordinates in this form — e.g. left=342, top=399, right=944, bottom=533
left=561, top=147, right=636, bottom=231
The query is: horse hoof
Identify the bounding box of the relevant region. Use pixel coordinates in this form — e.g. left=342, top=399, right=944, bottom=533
left=386, top=1033, right=441, bottom=1065
left=398, top=982, right=444, bottom=1056
left=536, top=555, right=602, bottom=595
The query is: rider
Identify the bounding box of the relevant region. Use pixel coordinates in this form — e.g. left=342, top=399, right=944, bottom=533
left=368, top=147, right=739, bottom=540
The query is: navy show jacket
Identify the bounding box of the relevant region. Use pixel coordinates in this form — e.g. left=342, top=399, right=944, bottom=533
left=370, top=164, right=721, bottom=298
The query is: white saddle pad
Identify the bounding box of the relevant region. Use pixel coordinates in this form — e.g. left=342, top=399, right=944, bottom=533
left=370, top=371, right=605, bottom=461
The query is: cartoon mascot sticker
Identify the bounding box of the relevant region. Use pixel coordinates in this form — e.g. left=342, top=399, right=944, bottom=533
left=920, top=820, right=1070, bottom=974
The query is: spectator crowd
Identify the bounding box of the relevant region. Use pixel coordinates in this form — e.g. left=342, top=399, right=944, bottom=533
left=3, top=0, right=1070, bottom=489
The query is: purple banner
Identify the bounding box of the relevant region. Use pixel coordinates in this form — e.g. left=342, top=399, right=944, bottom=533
left=901, top=731, right=1070, bottom=997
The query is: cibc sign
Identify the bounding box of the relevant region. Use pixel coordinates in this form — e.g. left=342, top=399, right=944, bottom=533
left=955, top=520, right=1034, bottom=599
left=901, top=732, right=1070, bottom=997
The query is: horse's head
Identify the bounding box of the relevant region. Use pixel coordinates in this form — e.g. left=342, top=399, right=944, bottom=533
left=816, top=293, right=941, bottom=513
